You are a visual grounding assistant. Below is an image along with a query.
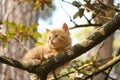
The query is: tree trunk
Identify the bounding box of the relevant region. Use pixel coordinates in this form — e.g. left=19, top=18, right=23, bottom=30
left=0, top=0, right=39, bottom=80
left=87, top=0, right=114, bottom=80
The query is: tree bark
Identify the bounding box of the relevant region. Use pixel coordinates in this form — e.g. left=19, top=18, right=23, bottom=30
left=0, top=0, right=39, bottom=80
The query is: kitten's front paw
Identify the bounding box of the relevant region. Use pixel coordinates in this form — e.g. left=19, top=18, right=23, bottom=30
left=44, top=53, right=55, bottom=59
left=30, top=74, right=40, bottom=80
left=22, top=59, right=41, bottom=66
left=32, top=59, right=41, bottom=66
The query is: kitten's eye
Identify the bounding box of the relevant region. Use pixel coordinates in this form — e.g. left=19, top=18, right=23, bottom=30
left=54, top=35, right=59, bottom=38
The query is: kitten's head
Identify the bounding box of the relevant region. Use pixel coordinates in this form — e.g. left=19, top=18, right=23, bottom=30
left=46, top=23, right=71, bottom=49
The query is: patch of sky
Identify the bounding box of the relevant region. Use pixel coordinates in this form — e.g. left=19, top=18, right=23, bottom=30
left=37, top=0, right=92, bottom=45
left=37, top=0, right=120, bottom=45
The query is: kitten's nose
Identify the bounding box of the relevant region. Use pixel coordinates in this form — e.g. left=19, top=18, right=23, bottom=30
left=51, top=40, right=54, bottom=44
left=49, top=40, right=55, bottom=44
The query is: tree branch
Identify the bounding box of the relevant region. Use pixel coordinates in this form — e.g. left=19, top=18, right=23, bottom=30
left=69, top=23, right=102, bottom=29
left=0, top=55, right=38, bottom=73
left=38, top=12, right=120, bottom=78
left=0, top=13, right=120, bottom=79
left=83, top=49, right=120, bottom=79
left=98, top=0, right=120, bottom=12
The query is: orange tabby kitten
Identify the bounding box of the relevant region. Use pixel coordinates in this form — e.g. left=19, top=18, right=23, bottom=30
left=22, top=23, right=71, bottom=80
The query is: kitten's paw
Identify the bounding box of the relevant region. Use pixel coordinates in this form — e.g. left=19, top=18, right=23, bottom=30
left=22, top=59, right=41, bottom=66
left=44, top=53, right=55, bottom=59
left=30, top=74, right=40, bottom=80
left=32, top=59, right=41, bottom=66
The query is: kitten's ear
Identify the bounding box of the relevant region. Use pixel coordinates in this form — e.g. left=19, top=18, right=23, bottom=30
left=46, top=29, right=50, bottom=33
left=62, top=23, right=68, bottom=32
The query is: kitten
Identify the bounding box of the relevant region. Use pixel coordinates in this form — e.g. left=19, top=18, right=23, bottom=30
left=22, top=23, right=71, bottom=80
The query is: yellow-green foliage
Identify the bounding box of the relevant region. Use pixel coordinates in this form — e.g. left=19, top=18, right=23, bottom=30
left=35, top=32, right=47, bottom=46
left=1, top=21, right=41, bottom=48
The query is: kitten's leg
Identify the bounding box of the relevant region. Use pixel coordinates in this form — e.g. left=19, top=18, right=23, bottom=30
left=22, top=59, right=41, bottom=66
left=30, top=74, right=40, bottom=80
left=44, top=53, right=55, bottom=59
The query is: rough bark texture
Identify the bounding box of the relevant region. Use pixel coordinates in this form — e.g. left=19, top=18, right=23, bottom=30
left=0, top=0, right=39, bottom=80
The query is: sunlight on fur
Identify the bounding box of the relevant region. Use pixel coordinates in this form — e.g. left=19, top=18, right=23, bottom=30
left=22, top=23, right=72, bottom=80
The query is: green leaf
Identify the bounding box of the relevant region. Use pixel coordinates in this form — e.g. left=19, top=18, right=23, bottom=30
left=79, top=8, right=84, bottom=18
left=35, top=41, right=44, bottom=46
left=22, top=35, right=29, bottom=41
left=84, top=0, right=89, bottom=3
left=18, top=23, right=23, bottom=29
left=28, top=22, right=39, bottom=32
left=8, top=30, right=15, bottom=38
left=33, top=32, right=41, bottom=38
left=46, top=3, right=53, bottom=8
left=72, top=1, right=81, bottom=8
left=3, top=21, right=16, bottom=29
left=67, top=68, right=72, bottom=72
left=31, top=22, right=39, bottom=28
left=89, top=56, right=95, bottom=64
left=84, top=0, right=87, bottom=2
left=9, top=29, right=15, bottom=34
left=92, top=14, right=96, bottom=18
left=73, top=11, right=79, bottom=19
left=73, top=8, right=84, bottom=19
left=46, top=0, right=53, bottom=8
left=0, top=34, right=5, bottom=39
left=3, top=43, right=7, bottom=48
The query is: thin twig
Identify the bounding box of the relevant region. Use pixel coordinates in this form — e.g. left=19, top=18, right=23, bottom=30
left=94, top=41, right=105, bottom=61
left=93, top=62, right=115, bottom=80
left=82, top=4, right=112, bottom=20
left=103, top=67, right=115, bottom=80
left=59, top=0, right=77, bottom=25
left=14, top=37, right=30, bottom=51
left=83, top=47, right=120, bottom=79
left=62, top=0, right=112, bottom=20
left=115, top=47, right=120, bottom=56
left=94, top=57, right=113, bottom=67
left=90, top=10, right=100, bottom=21
left=56, top=71, right=74, bottom=80
left=97, top=0, right=120, bottom=12
left=69, top=23, right=102, bottom=29
left=52, top=71, right=58, bottom=80
left=83, top=14, right=91, bottom=24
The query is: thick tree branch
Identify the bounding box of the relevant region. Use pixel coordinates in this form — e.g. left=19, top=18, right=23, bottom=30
left=38, top=13, right=120, bottom=79
left=0, top=55, right=38, bottom=73
left=0, top=13, right=120, bottom=79
left=41, top=12, right=120, bottom=71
